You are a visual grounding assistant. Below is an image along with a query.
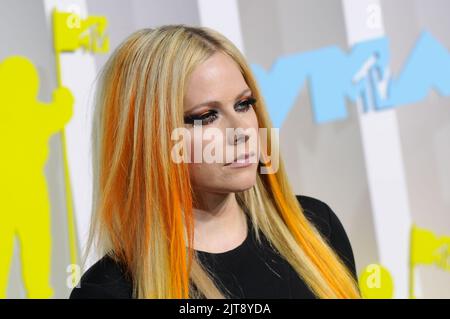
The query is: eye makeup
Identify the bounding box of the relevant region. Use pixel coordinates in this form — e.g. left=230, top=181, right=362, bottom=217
left=184, top=96, right=257, bottom=126
left=235, top=97, right=257, bottom=112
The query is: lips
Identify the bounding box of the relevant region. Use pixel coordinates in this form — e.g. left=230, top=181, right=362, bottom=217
left=224, top=152, right=255, bottom=166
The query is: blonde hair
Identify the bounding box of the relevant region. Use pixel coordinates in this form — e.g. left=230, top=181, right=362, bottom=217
left=83, top=25, right=361, bottom=299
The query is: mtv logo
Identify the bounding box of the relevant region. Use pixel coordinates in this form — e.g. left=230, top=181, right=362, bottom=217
left=252, top=31, right=450, bottom=126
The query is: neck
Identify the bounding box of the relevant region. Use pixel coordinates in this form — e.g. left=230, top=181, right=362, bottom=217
left=192, top=192, right=248, bottom=253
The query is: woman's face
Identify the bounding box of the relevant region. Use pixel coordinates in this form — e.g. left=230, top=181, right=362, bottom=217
left=182, top=51, right=260, bottom=196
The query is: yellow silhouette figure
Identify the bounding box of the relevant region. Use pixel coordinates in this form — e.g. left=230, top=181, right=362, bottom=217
left=0, top=56, right=74, bottom=298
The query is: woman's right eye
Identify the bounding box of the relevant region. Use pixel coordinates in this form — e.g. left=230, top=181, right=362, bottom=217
left=184, top=110, right=218, bottom=126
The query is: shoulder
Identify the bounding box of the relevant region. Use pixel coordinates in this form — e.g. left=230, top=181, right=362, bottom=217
left=69, top=254, right=133, bottom=299
left=295, top=195, right=357, bottom=279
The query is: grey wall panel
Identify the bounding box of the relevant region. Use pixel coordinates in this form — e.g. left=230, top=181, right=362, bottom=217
left=381, top=0, right=450, bottom=298
left=87, top=0, right=201, bottom=71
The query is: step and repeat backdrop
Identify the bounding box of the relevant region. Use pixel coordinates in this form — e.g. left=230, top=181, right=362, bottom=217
left=0, top=0, right=449, bottom=298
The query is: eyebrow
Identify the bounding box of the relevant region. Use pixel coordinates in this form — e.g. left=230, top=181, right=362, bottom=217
left=186, top=88, right=252, bottom=113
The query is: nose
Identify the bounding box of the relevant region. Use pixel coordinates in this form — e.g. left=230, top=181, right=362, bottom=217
left=227, top=127, right=250, bottom=146
left=222, top=105, right=257, bottom=165
left=233, top=130, right=249, bottom=145
left=225, top=110, right=252, bottom=146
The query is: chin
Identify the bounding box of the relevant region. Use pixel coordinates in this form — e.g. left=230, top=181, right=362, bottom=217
left=226, top=176, right=257, bottom=193
left=192, top=164, right=258, bottom=193
left=230, top=184, right=255, bottom=193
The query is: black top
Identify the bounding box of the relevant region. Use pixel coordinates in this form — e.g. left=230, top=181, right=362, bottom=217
left=69, top=195, right=357, bottom=299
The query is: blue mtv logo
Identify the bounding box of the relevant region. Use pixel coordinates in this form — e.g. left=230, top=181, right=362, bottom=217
left=252, top=31, right=450, bottom=126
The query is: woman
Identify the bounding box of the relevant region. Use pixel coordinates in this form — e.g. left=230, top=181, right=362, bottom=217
left=69, top=25, right=360, bottom=299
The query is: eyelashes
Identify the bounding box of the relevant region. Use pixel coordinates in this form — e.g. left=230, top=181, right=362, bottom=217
left=236, top=97, right=257, bottom=112
left=184, top=110, right=218, bottom=126
left=184, top=97, right=257, bottom=126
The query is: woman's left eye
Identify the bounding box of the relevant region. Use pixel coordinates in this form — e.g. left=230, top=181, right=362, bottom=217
left=235, top=97, right=257, bottom=112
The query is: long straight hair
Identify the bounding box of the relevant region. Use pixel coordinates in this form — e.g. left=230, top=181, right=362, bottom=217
left=84, top=25, right=361, bottom=299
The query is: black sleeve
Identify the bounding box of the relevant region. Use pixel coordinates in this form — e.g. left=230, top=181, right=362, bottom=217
left=296, top=195, right=358, bottom=281
left=68, top=255, right=133, bottom=299
left=70, top=283, right=120, bottom=299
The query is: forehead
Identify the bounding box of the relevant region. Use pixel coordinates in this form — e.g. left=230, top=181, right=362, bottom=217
left=184, top=52, right=248, bottom=106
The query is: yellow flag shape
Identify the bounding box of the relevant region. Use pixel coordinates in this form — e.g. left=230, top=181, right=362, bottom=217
left=52, top=8, right=109, bottom=53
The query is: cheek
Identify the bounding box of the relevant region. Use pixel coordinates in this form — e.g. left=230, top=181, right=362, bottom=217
left=186, top=130, right=225, bottom=184
left=188, top=162, right=225, bottom=188
left=185, top=129, right=203, bottom=163
left=186, top=126, right=227, bottom=163
left=186, top=130, right=220, bottom=163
